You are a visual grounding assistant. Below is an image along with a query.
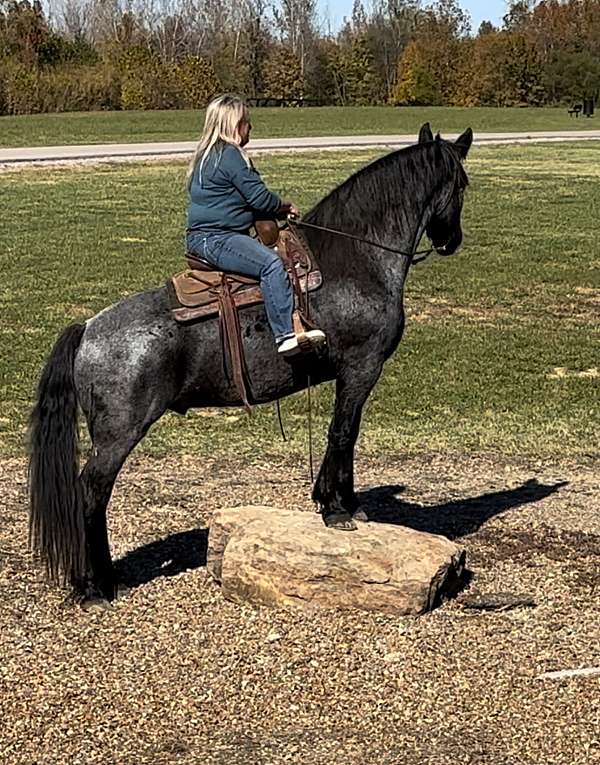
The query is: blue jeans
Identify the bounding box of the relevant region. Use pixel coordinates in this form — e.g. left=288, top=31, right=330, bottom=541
left=186, top=230, right=294, bottom=342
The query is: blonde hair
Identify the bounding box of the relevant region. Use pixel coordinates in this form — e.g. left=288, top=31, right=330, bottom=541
left=186, top=94, right=250, bottom=190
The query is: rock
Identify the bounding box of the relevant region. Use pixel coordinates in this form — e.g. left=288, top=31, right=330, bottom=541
left=207, top=506, right=466, bottom=615
left=266, top=630, right=284, bottom=643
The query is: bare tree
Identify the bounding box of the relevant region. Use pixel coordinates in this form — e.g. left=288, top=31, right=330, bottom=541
left=54, top=0, right=94, bottom=37
left=273, top=0, right=316, bottom=76
left=233, top=0, right=271, bottom=96
left=365, top=0, right=418, bottom=98
left=143, top=0, right=204, bottom=61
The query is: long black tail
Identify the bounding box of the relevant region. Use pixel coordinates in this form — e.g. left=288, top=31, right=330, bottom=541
left=28, top=323, right=87, bottom=585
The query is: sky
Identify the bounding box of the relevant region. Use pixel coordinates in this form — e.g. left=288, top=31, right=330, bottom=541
left=321, top=0, right=509, bottom=34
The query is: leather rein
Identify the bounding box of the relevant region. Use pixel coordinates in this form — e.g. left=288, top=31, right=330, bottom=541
left=289, top=218, right=437, bottom=264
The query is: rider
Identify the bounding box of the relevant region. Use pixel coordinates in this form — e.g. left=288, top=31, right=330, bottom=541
left=185, top=94, right=326, bottom=356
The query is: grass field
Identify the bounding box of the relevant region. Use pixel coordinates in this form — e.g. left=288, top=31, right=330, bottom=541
left=0, top=105, right=598, bottom=147
left=1, top=142, right=598, bottom=460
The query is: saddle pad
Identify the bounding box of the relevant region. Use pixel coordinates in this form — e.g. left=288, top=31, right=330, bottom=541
left=169, top=269, right=323, bottom=323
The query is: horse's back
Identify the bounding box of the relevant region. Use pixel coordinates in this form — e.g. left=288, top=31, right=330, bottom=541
left=74, top=284, right=339, bottom=416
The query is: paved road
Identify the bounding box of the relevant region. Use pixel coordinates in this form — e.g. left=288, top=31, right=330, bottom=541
left=2, top=130, right=600, bottom=165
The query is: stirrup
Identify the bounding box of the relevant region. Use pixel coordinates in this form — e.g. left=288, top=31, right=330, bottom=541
left=297, top=329, right=326, bottom=350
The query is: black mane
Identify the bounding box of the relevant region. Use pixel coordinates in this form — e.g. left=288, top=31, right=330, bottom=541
left=306, top=140, right=467, bottom=238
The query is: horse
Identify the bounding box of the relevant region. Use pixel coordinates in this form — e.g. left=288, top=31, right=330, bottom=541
left=28, top=123, right=472, bottom=606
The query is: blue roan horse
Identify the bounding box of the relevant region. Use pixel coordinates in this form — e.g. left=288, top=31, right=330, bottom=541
left=28, top=124, right=472, bottom=605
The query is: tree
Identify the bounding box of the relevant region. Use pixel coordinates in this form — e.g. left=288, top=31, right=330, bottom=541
left=543, top=48, right=600, bottom=104
left=303, top=36, right=340, bottom=103
left=233, top=0, right=272, bottom=97
left=393, top=0, right=470, bottom=105
left=463, top=30, right=544, bottom=106
left=354, top=0, right=418, bottom=101
left=503, top=1, right=535, bottom=33
left=343, top=32, right=382, bottom=104
left=175, top=55, right=220, bottom=108
left=57, top=0, right=94, bottom=39
left=351, top=0, right=367, bottom=30
left=477, top=20, right=495, bottom=37
left=262, top=43, right=303, bottom=98
left=273, top=0, right=316, bottom=78
left=0, top=0, right=50, bottom=66
left=390, top=39, right=441, bottom=104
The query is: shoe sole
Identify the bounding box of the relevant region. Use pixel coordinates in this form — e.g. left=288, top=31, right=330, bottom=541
left=278, top=334, right=326, bottom=357
left=278, top=345, right=301, bottom=357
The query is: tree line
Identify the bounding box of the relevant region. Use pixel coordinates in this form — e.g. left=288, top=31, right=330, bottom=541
left=1, top=0, right=599, bottom=115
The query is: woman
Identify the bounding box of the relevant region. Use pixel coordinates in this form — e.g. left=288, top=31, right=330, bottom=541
left=185, top=94, right=326, bottom=356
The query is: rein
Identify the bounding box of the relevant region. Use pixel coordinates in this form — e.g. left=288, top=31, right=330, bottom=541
left=287, top=217, right=437, bottom=484
left=289, top=218, right=436, bottom=265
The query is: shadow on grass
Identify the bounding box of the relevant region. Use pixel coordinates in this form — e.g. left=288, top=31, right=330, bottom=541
left=357, top=478, right=568, bottom=539
left=115, top=479, right=566, bottom=591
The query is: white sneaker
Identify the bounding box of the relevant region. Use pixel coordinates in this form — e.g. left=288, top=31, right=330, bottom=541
left=277, top=329, right=327, bottom=356
left=277, top=336, right=300, bottom=356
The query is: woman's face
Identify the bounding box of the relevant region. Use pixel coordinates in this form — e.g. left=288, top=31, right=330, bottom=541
left=238, top=114, right=252, bottom=147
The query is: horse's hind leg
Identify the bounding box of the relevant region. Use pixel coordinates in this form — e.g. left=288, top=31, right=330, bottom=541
left=74, top=440, right=138, bottom=604
left=75, top=396, right=167, bottom=605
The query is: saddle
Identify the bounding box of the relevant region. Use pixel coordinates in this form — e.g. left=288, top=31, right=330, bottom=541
left=167, top=221, right=323, bottom=409
left=169, top=222, right=321, bottom=322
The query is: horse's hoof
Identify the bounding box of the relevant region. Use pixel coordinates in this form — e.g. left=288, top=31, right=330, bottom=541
left=352, top=509, right=369, bottom=523
left=323, top=512, right=358, bottom=531
left=81, top=597, right=113, bottom=613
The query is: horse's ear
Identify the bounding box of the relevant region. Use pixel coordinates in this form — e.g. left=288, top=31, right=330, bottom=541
left=418, top=122, right=433, bottom=143
left=454, top=127, right=473, bottom=159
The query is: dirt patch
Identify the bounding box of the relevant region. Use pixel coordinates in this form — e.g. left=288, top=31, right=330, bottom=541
left=1, top=452, right=600, bottom=765
left=406, top=296, right=513, bottom=326
left=407, top=290, right=600, bottom=329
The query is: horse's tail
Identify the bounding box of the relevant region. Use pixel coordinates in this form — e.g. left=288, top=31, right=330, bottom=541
left=28, top=323, right=87, bottom=585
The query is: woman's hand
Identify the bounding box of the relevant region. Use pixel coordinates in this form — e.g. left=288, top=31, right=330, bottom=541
left=278, top=201, right=301, bottom=219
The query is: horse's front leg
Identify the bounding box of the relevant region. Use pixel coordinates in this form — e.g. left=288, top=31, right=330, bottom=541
left=313, top=359, right=383, bottom=530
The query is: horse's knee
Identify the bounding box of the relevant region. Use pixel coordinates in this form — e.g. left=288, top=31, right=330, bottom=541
left=327, top=424, right=356, bottom=451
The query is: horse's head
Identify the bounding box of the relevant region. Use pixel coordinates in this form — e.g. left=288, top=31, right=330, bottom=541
left=419, top=123, right=472, bottom=256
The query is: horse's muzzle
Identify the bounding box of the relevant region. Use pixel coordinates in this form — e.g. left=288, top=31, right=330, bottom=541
left=435, top=231, right=463, bottom=256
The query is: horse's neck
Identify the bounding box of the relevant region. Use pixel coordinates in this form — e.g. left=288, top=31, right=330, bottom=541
left=380, top=155, right=439, bottom=250
left=311, top=149, right=440, bottom=287
left=355, top=176, right=432, bottom=284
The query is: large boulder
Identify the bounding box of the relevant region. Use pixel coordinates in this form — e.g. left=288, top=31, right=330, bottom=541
left=207, top=506, right=466, bottom=615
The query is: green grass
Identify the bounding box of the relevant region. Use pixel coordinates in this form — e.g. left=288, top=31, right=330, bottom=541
left=1, top=143, right=599, bottom=460
left=0, top=106, right=598, bottom=148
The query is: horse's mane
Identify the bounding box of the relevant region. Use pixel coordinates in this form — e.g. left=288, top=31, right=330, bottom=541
left=305, top=140, right=467, bottom=236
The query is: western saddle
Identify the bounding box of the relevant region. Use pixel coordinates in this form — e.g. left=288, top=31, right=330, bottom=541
left=167, top=220, right=323, bottom=409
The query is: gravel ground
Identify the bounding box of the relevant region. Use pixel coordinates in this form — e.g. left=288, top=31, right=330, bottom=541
left=1, top=452, right=599, bottom=765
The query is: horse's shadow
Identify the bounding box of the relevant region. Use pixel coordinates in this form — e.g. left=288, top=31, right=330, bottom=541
left=115, top=528, right=209, bottom=590
left=115, top=478, right=566, bottom=591
left=357, top=478, right=567, bottom=539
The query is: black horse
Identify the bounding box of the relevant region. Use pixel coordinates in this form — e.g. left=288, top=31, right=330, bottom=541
left=29, top=123, right=472, bottom=604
